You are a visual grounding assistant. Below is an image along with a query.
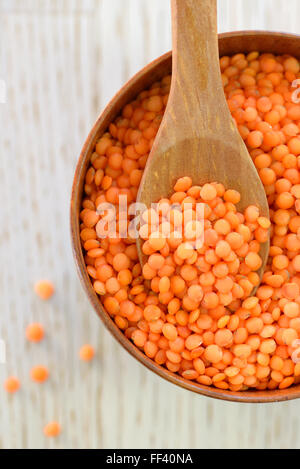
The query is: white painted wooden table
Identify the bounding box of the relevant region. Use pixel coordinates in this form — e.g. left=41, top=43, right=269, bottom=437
left=0, top=0, right=300, bottom=449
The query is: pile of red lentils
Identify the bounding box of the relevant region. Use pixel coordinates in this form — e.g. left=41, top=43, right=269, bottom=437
left=80, top=51, right=300, bottom=392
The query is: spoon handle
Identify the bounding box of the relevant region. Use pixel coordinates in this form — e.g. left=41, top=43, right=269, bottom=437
left=170, top=0, right=232, bottom=136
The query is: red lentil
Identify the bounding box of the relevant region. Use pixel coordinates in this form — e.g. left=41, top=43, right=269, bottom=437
left=30, top=366, right=49, bottom=383
left=79, top=344, right=95, bottom=362
left=34, top=280, right=54, bottom=300
left=26, top=323, right=45, bottom=343
left=4, top=376, right=20, bottom=394
left=43, top=422, right=61, bottom=438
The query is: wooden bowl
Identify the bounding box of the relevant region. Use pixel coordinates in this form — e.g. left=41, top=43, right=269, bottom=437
left=71, top=31, right=300, bottom=403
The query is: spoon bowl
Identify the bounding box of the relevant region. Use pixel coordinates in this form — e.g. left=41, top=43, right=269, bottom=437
left=71, top=31, right=300, bottom=403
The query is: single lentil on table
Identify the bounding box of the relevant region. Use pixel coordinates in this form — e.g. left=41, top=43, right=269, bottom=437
left=43, top=421, right=61, bottom=438
left=30, top=365, right=49, bottom=383
left=34, top=280, right=55, bottom=300
left=79, top=344, right=95, bottom=362
left=26, top=323, right=45, bottom=343
left=80, top=51, right=300, bottom=392
left=4, top=376, right=21, bottom=394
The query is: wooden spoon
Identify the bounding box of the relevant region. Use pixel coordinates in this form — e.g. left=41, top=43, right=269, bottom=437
left=137, top=0, right=269, bottom=276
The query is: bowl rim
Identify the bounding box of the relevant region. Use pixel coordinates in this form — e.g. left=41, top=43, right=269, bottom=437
left=71, top=30, right=300, bottom=403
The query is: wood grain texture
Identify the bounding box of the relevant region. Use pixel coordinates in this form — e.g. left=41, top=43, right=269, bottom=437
left=1, top=0, right=300, bottom=449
